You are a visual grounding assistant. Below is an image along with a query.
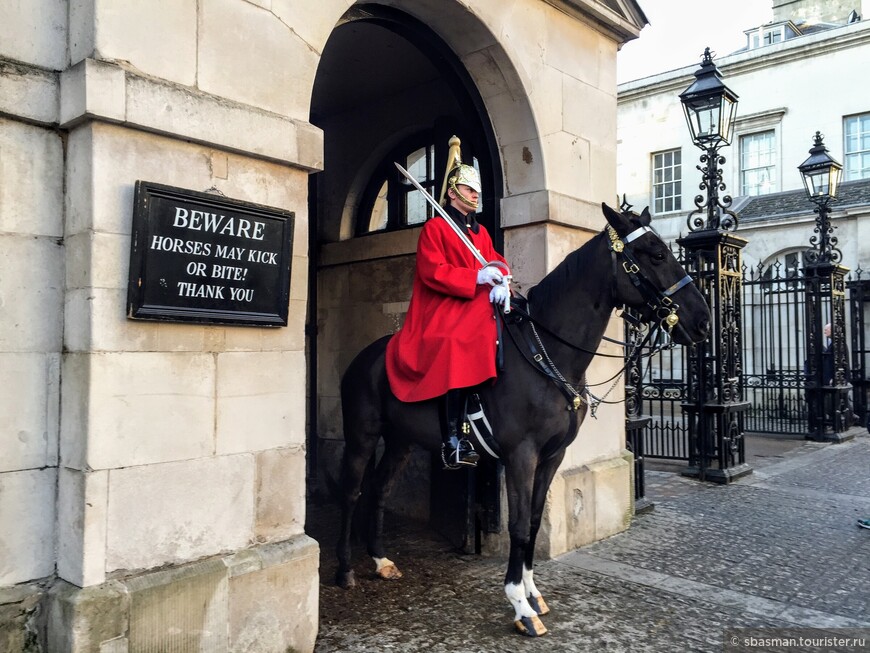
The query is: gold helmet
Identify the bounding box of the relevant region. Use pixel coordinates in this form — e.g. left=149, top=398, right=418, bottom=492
left=439, top=135, right=481, bottom=210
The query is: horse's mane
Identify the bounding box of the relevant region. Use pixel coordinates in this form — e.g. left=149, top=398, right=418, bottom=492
left=527, top=229, right=609, bottom=311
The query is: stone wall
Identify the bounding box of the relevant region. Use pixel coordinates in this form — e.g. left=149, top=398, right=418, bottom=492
left=0, top=0, right=642, bottom=649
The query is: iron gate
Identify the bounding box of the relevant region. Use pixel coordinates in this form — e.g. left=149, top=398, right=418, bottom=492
left=630, top=243, right=690, bottom=461
left=742, top=260, right=808, bottom=435
left=632, top=255, right=870, bottom=461
left=848, top=273, right=870, bottom=428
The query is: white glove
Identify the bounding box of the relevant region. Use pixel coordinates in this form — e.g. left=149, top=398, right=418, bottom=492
left=477, top=266, right=503, bottom=286
left=489, top=284, right=509, bottom=308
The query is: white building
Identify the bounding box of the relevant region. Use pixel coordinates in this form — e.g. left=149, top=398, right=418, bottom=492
left=617, top=0, right=870, bottom=272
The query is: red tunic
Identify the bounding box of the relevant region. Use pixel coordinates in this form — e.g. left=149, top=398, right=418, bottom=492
left=386, top=215, right=508, bottom=402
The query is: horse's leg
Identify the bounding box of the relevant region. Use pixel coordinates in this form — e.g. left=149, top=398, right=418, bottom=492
left=336, top=437, right=378, bottom=589
left=523, top=450, right=566, bottom=617
left=366, top=437, right=412, bottom=580
left=503, top=453, right=548, bottom=637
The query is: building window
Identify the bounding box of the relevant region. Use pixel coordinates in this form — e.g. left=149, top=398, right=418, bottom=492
left=746, top=23, right=796, bottom=50
left=652, top=149, right=681, bottom=214
left=403, top=145, right=437, bottom=226
left=761, top=251, right=802, bottom=282
left=844, top=113, right=870, bottom=181
left=763, top=28, right=783, bottom=45
left=740, top=131, right=776, bottom=196
left=358, top=139, right=438, bottom=235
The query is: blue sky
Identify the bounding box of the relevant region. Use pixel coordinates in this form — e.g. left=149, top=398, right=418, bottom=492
left=618, top=0, right=774, bottom=83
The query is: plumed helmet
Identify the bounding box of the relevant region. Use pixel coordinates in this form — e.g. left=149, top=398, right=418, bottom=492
left=438, top=135, right=481, bottom=211
left=448, top=164, right=481, bottom=194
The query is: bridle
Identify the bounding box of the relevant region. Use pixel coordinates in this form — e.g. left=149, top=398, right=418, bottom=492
left=606, top=224, right=693, bottom=336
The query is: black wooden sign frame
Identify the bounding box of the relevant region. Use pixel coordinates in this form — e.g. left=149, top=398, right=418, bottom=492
left=127, top=181, right=294, bottom=327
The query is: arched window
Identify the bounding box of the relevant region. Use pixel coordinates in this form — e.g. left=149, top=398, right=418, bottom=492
left=356, top=131, right=481, bottom=236
left=761, top=250, right=803, bottom=282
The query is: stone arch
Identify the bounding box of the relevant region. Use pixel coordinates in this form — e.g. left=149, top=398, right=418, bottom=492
left=308, top=1, right=543, bottom=244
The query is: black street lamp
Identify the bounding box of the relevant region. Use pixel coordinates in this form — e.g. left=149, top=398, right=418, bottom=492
left=798, top=131, right=844, bottom=265
left=798, top=132, right=854, bottom=441
left=677, top=49, right=751, bottom=483
left=680, top=48, right=740, bottom=233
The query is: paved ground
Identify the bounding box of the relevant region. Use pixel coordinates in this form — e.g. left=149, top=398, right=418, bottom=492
left=310, top=434, right=870, bottom=652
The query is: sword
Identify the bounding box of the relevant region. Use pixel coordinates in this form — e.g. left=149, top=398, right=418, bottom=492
left=394, top=162, right=511, bottom=313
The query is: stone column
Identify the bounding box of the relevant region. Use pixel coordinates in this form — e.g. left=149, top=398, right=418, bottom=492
left=40, top=2, right=325, bottom=650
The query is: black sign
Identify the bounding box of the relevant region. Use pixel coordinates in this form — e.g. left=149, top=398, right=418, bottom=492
left=127, top=181, right=294, bottom=326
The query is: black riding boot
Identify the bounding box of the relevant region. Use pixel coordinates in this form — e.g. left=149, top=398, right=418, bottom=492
left=440, top=389, right=480, bottom=469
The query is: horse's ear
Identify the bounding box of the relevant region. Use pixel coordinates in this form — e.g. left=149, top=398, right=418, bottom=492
left=639, top=207, right=652, bottom=226
left=601, top=202, right=631, bottom=235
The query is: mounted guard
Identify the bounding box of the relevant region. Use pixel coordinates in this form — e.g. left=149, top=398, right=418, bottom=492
left=385, top=136, right=512, bottom=469
left=337, top=197, right=711, bottom=637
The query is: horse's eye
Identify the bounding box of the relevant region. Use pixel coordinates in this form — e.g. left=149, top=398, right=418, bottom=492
left=652, top=250, right=667, bottom=261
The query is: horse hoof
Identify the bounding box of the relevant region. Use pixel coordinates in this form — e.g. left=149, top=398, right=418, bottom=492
left=514, top=615, right=548, bottom=637
left=528, top=594, right=550, bottom=616
left=376, top=563, right=403, bottom=580
left=336, top=569, right=357, bottom=589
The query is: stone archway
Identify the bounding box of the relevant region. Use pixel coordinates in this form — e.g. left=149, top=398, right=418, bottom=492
left=305, top=0, right=641, bottom=578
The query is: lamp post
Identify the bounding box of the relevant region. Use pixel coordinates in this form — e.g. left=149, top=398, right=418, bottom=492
left=678, top=49, right=751, bottom=482
left=798, top=132, right=854, bottom=441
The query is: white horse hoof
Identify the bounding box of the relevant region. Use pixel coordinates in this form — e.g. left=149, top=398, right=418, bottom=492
left=514, top=615, right=548, bottom=637
left=376, top=563, right=403, bottom=580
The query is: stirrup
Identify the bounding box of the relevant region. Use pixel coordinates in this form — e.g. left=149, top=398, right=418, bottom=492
left=441, top=438, right=479, bottom=470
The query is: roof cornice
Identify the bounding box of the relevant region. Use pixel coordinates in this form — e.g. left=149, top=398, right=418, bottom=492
left=618, top=19, right=870, bottom=104
left=542, top=0, right=648, bottom=44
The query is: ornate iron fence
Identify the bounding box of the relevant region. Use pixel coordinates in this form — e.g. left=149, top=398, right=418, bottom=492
left=848, top=271, right=870, bottom=429
left=631, top=255, right=870, bottom=462
left=629, top=243, right=691, bottom=461
left=742, top=259, right=808, bottom=436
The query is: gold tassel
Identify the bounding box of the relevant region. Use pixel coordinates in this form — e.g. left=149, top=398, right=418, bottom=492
left=438, top=135, right=464, bottom=206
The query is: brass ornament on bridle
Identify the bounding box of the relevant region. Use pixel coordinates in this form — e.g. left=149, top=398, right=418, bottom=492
left=606, top=225, right=624, bottom=252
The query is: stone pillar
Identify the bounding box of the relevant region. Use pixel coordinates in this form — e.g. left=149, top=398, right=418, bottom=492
left=35, top=1, right=325, bottom=650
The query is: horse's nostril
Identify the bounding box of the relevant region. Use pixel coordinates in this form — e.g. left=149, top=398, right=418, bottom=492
left=700, top=319, right=710, bottom=336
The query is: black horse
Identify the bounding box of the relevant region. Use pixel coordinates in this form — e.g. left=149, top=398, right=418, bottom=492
left=335, top=202, right=710, bottom=636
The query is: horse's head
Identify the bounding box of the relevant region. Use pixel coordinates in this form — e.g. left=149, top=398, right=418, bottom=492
left=601, top=202, right=710, bottom=346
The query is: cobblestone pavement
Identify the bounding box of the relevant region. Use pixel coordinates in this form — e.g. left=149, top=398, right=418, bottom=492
left=311, top=434, right=870, bottom=652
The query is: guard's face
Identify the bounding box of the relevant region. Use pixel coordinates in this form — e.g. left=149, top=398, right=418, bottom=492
left=449, top=184, right=479, bottom=214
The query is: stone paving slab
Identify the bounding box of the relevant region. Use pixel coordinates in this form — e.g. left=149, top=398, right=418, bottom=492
left=312, top=434, right=870, bottom=652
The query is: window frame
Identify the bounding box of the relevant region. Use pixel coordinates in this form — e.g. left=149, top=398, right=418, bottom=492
left=739, top=129, right=778, bottom=197
left=650, top=148, right=682, bottom=215
left=356, top=133, right=441, bottom=236
left=844, top=112, right=870, bottom=182
left=732, top=108, right=785, bottom=198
